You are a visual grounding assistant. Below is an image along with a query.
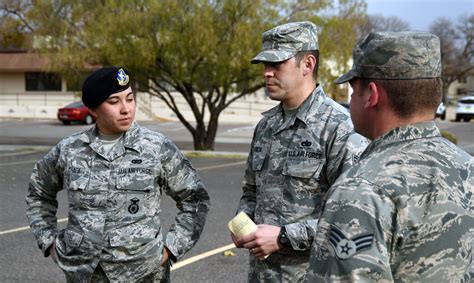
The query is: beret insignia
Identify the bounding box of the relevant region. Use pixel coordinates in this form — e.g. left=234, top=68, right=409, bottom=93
left=117, top=68, right=129, bottom=86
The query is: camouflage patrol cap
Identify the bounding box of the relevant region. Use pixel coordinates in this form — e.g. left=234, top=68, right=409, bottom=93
left=82, top=66, right=131, bottom=108
left=334, top=31, right=441, bottom=84
left=251, top=21, right=319, bottom=64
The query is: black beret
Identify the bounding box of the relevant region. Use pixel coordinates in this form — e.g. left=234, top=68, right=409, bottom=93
left=81, top=66, right=131, bottom=108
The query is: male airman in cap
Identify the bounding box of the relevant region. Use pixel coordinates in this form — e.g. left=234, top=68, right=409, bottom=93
left=26, top=66, right=210, bottom=282
left=231, top=21, right=368, bottom=282
left=307, top=31, right=474, bottom=281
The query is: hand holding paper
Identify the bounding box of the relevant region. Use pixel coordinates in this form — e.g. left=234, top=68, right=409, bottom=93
left=228, top=212, right=270, bottom=259
left=228, top=211, right=257, bottom=237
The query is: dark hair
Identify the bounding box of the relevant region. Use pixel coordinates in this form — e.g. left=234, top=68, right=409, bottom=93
left=294, top=50, right=319, bottom=81
left=359, top=78, right=442, bottom=118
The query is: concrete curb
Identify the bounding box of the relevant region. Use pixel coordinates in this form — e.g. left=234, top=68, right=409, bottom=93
left=0, top=144, right=52, bottom=152
left=0, top=144, right=249, bottom=158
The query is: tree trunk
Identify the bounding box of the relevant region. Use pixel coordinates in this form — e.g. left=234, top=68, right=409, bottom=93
left=192, top=118, right=208, bottom=150
left=204, top=114, right=219, bottom=150
left=191, top=111, right=219, bottom=151
left=192, top=131, right=207, bottom=150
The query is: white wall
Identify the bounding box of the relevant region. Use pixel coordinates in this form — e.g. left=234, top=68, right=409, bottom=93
left=447, top=76, right=474, bottom=98
left=0, top=71, right=278, bottom=122
left=0, top=73, right=25, bottom=93
left=136, top=90, right=278, bottom=123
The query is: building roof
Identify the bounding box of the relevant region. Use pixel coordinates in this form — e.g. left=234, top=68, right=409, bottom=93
left=0, top=52, right=49, bottom=72
left=0, top=52, right=99, bottom=72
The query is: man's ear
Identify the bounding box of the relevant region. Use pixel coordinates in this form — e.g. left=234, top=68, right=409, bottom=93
left=303, top=55, right=316, bottom=76
left=365, top=82, right=379, bottom=108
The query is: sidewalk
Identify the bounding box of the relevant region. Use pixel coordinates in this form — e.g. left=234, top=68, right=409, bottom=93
left=0, top=119, right=254, bottom=153
left=0, top=91, right=278, bottom=124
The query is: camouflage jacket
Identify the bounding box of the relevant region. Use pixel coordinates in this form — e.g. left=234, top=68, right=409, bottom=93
left=237, top=85, right=368, bottom=282
left=307, top=121, right=474, bottom=282
left=26, top=122, right=210, bottom=281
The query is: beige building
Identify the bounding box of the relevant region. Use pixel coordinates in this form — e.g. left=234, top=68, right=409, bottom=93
left=0, top=51, right=80, bottom=118
left=0, top=51, right=278, bottom=123
left=4, top=51, right=470, bottom=121
left=447, top=72, right=474, bottom=101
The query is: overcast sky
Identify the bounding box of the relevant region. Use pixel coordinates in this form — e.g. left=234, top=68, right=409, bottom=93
left=364, top=0, right=473, bottom=31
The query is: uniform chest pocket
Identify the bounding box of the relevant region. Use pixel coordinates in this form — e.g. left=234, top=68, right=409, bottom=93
left=116, top=167, right=155, bottom=191
left=65, top=169, right=90, bottom=191
left=283, top=158, right=325, bottom=181
left=116, top=168, right=158, bottom=217
left=65, top=169, right=91, bottom=206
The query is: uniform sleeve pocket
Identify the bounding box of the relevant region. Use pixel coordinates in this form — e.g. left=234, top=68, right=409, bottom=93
left=251, top=142, right=267, bottom=171
left=251, top=156, right=265, bottom=171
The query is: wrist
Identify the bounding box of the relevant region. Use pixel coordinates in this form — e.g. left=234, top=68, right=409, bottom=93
left=278, top=226, right=291, bottom=248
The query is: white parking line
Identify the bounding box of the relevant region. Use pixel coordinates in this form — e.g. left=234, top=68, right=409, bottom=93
left=1, top=160, right=245, bottom=233
left=0, top=159, right=37, bottom=166
left=196, top=161, right=246, bottom=171
left=0, top=154, right=247, bottom=168
left=0, top=218, right=68, bottom=235
left=0, top=150, right=41, bottom=157
left=164, top=126, right=185, bottom=132
left=226, top=125, right=256, bottom=133
left=171, top=244, right=236, bottom=271
left=0, top=159, right=244, bottom=269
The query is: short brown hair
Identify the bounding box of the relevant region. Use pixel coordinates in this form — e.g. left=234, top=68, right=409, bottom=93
left=359, top=78, right=442, bottom=118
left=295, top=50, right=319, bottom=81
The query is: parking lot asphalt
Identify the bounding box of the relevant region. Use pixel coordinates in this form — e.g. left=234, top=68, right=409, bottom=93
left=0, top=117, right=472, bottom=282
left=0, top=149, right=251, bottom=282
left=0, top=119, right=254, bottom=153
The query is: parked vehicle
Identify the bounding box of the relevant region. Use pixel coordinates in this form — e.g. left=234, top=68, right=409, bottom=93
left=339, top=102, right=350, bottom=109
left=435, top=102, right=446, bottom=120
left=57, top=101, right=95, bottom=125
left=455, top=96, right=474, bottom=122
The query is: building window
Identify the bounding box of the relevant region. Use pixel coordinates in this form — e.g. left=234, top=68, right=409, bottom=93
left=25, top=72, right=62, bottom=91
left=457, top=88, right=467, bottom=95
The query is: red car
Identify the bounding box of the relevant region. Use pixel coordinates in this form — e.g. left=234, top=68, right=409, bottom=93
left=57, top=101, right=95, bottom=125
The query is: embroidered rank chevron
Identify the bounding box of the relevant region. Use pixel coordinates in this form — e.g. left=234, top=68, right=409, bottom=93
left=329, top=225, right=374, bottom=259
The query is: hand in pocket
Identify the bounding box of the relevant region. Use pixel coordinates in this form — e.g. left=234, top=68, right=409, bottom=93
left=49, top=243, right=58, bottom=263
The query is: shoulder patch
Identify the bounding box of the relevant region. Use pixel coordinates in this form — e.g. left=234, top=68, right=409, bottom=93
left=329, top=225, right=374, bottom=259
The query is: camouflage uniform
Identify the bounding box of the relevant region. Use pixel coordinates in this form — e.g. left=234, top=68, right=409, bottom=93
left=26, top=122, right=210, bottom=282
left=307, top=31, right=474, bottom=282
left=237, top=85, right=367, bottom=282
left=307, top=122, right=474, bottom=282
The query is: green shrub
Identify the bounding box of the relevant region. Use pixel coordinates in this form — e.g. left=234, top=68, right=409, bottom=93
left=441, top=130, right=457, bottom=144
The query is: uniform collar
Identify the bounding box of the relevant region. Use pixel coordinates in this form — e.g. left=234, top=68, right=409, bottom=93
left=261, top=84, right=326, bottom=132
left=121, top=122, right=144, bottom=152
left=361, top=121, right=441, bottom=159
left=81, top=122, right=143, bottom=160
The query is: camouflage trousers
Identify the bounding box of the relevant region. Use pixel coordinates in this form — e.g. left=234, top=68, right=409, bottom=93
left=65, top=262, right=170, bottom=283
left=248, top=251, right=309, bottom=283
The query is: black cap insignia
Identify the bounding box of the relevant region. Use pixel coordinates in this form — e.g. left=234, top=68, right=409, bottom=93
left=117, top=68, right=129, bottom=86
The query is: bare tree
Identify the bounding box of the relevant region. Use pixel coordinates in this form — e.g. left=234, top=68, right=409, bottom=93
left=358, top=14, right=410, bottom=36
left=0, top=0, right=34, bottom=49
left=430, top=15, right=474, bottom=99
